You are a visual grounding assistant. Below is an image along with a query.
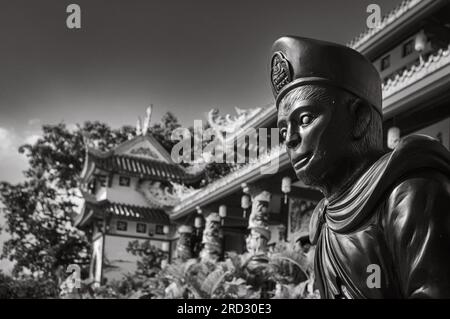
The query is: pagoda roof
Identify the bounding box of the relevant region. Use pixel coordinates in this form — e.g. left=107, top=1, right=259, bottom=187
left=75, top=200, right=170, bottom=228
left=86, top=151, right=202, bottom=184
left=80, top=134, right=203, bottom=184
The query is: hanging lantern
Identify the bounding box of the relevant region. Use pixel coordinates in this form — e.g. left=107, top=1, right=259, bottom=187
left=241, top=194, right=250, bottom=218
left=414, top=30, right=427, bottom=53
left=387, top=126, right=401, bottom=150
left=194, top=216, right=203, bottom=228
left=163, top=225, right=170, bottom=235
left=196, top=206, right=202, bottom=214
left=161, top=241, right=170, bottom=252
left=281, top=176, right=292, bottom=204
left=414, top=31, right=427, bottom=65
left=219, top=205, right=227, bottom=226
left=241, top=182, right=249, bottom=194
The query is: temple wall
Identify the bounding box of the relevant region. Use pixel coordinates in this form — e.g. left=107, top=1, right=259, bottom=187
left=90, top=236, right=103, bottom=286
left=108, top=217, right=170, bottom=240
left=98, top=175, right=149, bottom=206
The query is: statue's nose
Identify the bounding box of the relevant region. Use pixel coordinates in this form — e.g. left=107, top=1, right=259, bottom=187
left=286, top=124, right=301, bottom=149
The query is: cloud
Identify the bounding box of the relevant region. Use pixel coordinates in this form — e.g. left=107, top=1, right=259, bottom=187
left=23, top=134, right=41, bottom=145
left=0, top=128, right=41, bottom=157
left=0, top=127, right=37, bottom=183
left=28, top=118, right=41, bottom=126
left=0, top=127, right=17, bottom=158
left=0, top=209, right=14, bottom=274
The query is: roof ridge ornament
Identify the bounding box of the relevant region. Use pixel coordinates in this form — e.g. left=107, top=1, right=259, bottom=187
left=82, top=131, right=103, bottom=150
left=138, top=180, right=200, bottom=208
left=136, top=105, right=153, bottom=136
left=136, top=118, right=142, bottom=136
left=207, top=106, right=262, bottom=137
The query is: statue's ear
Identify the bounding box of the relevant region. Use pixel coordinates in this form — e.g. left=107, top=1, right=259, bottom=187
left=349, top=98, right=371, bottom=140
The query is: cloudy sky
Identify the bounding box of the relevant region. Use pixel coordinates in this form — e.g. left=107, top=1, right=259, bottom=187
left=0, top=0, right=403, bottom=272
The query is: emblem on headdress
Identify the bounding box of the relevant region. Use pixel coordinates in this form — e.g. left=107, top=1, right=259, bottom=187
left=271, top=51, right=292, bottom=95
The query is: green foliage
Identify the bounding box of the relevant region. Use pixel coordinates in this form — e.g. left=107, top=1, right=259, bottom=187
left=117, top=243, right=319, bottom=299
left=269, top=242, right=310, bottom=285
left=0, top=271, right=59, bottom=299
left=0, top=121, right=134, bottom=278
left=126, top=240, right=167, bottom=278
left=151, top=111, right=181, bottom=152
left=201, top=162, right=238, bottom=186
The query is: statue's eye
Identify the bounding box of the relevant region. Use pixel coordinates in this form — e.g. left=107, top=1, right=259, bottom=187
left=300, top=115, right=313, bottom=126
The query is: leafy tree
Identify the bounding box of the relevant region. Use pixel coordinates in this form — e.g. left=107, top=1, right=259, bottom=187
left=0, top=270, right=59, bottom=299
left=183, top=119, right=238, bottom=186
left=0, top=122, right=136, bottom=282
left=151, top=111, right=181, bottom=152
left=126, top=240, right=167, bottom=278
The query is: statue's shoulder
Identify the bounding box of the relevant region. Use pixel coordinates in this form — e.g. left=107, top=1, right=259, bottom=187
left=380, top=163, right=450, bottom=280
left=381, top=135, right=450, bottom=229
left=373, top=134, right=449, bottom=188
left=392, top=134, right=450, bottom=166
left=385, top=134, right=449, bottom=186
left=384, top=167, right=449, bottom=219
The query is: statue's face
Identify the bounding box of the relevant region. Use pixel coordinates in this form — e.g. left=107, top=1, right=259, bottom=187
left=208, top=222, right=220, bottom=235
left=255, top=200, right=269, bottom=214
left=277, top=86, right=351, bottom=188
left=180, top=233, right=191, bottom=246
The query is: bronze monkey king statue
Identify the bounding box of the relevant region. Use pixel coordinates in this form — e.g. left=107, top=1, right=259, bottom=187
left=270, top=36, right=450, bottom=299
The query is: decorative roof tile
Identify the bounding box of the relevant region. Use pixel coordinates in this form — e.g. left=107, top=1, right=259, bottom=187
left=77, top=201, right=170, bottom=226
left=88, top=152, right=203, bottom=184
left=382, top=45, right=450, bottom=98
left=105, top=202, right=170, bottom=224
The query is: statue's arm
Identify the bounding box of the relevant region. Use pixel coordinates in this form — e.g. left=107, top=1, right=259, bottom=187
left=383, top=170, right=450, bottom=298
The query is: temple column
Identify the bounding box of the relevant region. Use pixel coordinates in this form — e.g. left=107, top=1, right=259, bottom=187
left=243, top=183, right=272, bottom=267
left=175, top=225, right=194, bottom=261
left=199, top=212, right=223, bottom=263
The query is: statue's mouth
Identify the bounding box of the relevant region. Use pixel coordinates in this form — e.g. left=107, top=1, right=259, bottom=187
left=293, top=153, right=312, bottom=171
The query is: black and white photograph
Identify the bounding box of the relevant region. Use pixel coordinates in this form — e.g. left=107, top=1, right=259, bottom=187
left=0, top=0, right=449, bottom=302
